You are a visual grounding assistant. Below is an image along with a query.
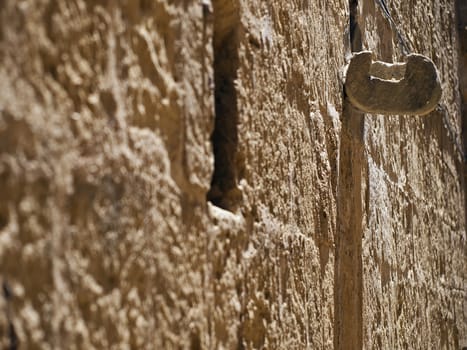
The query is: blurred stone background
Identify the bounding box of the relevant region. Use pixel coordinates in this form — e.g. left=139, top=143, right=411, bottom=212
left=0, top=0, right=465, bottom=349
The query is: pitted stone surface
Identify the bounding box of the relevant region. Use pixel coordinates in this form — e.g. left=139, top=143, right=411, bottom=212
left=0, top=0, right=464, bottom=349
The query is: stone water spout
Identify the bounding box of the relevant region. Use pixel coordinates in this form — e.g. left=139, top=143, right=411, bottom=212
left=345, top=51, right=442, bottom=115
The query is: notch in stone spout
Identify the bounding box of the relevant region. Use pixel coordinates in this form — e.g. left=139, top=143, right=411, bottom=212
left=345, top=51, right=442, bottom=115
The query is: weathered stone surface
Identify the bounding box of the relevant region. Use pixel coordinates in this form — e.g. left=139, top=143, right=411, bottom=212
left=0, top=0, right=464, bottom=349
left=357, top=0, right=466, bottom=348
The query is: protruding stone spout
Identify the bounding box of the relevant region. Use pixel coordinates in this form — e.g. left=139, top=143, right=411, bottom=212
left=345, top=51, right=442, bottom=115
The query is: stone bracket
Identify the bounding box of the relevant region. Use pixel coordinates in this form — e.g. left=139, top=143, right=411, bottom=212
left=345, top=51, right=442, bottom=115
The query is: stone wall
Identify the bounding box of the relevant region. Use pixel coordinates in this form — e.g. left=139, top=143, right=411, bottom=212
left=0, top=0, right=464, bottom=349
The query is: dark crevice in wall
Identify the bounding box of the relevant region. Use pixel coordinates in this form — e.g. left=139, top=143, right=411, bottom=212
left=2, top=281, right=18, bottom=350
left=0, top=202, right=8, bottom=230
left=335, top=1, right=364, bottom=349
left=190, top=330, right=201, bottom=350
left=456, top=0, right=467, bottom=228
left=207, top=0, right=242, bottom=211
left=349, top=0, right=362, bottom=52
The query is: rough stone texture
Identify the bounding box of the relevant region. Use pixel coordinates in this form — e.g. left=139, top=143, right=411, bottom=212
left=0, top=1, right=464, bottom=350
left=356, top=0, right=466, bottom=349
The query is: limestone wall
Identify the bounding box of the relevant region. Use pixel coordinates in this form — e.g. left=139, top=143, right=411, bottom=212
left=0, top=0, right=464, bottom=349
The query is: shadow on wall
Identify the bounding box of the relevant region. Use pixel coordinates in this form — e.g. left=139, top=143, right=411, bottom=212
left=207, top=0, right=243, bottom=212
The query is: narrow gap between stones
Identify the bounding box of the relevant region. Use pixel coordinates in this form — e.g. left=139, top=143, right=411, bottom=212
left=0, top=203, right=8, bottom=230
left=349, top=0, right=362, bottom=52
left=207, top=0, right=241, bottom=212
left=3, top=281, right=18, bottom=350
